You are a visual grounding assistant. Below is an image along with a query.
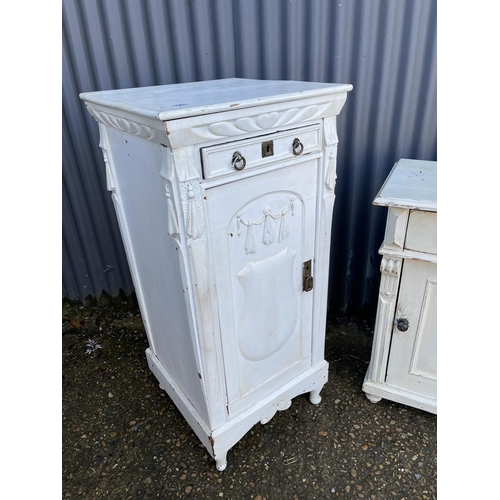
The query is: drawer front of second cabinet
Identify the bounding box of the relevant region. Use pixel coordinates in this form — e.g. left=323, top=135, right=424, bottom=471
left=200, top=123, right=322, bottom=181
left=404, top=210, right=437, bottom=254
left=205, top=156, right=320, bottom=418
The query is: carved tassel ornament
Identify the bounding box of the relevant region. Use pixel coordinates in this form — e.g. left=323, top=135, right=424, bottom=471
left=165, top=185, right=179, bottom=236
left=278, top=211, right=289, bottom=242
left=262, top=209, right=274, bottom=245
left=244, top=224, right=256, bottom=254
left=325, top=146, right=337, bottom=191
left=186, top=184, right=204, bottom=238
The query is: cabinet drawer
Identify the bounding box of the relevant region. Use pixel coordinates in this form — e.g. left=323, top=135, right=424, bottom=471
left=405, top=210, right=437, bottom=254
left=200, top=124, right=322, bottom=180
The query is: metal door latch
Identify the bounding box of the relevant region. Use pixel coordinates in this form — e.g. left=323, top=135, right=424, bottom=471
left=303, top=260, right=314, bottom=292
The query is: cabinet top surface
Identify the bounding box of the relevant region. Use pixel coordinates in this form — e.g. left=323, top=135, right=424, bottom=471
left=79, top=78, right=353, bottom=121
left=374, top=159, right=437, bottom=211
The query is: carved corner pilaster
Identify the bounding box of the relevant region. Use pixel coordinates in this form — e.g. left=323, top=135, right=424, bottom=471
left=102, top=147, right=116, bottom=193
left=366, top=256, right=403, bottom=383
left=325, top=144, right=338, bottom=191
left=322, top=116, right=338, bottom=193
left=179, top=182, right=205, bottom=242
left=379, top=257, right=402, bottom=300
left=187, top=185, right=205, bottom=239
left=164, top=182, right=180, bottom=239
left=98, top=125, right=116, bottom=195
left=167, top=145, right=205, bottom=241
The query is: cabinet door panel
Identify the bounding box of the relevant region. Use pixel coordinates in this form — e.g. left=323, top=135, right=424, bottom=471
left=206, top=159, right=318, bottom=417
left=386, top=260, right=437, bottom=396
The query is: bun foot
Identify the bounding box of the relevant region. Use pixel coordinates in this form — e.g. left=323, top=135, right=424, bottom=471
left=309, top=389, right=322, bottom=405
left=365, top=393, right=382, bottom=404
left=215, top=455, right=227, bottom=471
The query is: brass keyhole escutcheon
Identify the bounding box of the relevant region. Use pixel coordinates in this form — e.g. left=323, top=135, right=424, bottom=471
left=262, top=140, right=274, bottom=158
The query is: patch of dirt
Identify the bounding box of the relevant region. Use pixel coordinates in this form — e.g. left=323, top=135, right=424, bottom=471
left=62, top=296, right=436, bottom=499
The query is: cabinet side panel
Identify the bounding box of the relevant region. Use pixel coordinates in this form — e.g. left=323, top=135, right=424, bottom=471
left=104, top=126, right=208, bottom=421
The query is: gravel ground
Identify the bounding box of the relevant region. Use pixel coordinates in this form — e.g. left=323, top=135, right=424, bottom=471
left=62, top=296, right=437, bottom=499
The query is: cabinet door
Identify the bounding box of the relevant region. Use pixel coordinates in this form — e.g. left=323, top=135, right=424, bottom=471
left=205, top=158, right=319, bottom=417
left=386, top=260, right=437, bottom=397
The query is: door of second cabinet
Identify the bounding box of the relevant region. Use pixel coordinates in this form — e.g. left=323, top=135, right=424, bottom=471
left=206, top=158, right=319, bottom=418
left=386, top=259, right=437, bottom=398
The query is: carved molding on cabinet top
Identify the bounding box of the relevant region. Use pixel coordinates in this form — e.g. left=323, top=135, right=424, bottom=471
left=190, top=103, right=332, bottom=141
left=88, top=108, right=157, bottom=141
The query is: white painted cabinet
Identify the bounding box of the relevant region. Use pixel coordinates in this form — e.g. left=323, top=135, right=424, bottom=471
left=80, top=78, right=352, bottom=470
left=362, top=159, right=437, bottom=414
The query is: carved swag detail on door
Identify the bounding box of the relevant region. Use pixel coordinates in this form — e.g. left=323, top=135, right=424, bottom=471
left=236, top=196, right=295, bottom=254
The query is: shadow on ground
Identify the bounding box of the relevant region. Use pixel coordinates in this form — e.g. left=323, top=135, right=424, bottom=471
left=62, top=297, right=436, bottom=499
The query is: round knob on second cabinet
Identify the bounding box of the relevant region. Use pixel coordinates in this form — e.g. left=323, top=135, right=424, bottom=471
left=231, top=151, right=246, bottom=171
left=292, top=138, right=304, bottom=155
left=395, top=318, right=410, bottom=332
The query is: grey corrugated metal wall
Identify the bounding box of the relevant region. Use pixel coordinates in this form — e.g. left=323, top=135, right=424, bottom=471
left=62, top=0, right=436, bottom=312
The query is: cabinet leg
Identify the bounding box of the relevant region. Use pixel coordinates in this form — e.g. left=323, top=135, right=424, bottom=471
left=215, top=454, right=227, bottom=472
left=309, top=388, right=322, bottom=405
left=260, top=413, right=275, bottom=425
left=365, top=393, right=382, bottom=404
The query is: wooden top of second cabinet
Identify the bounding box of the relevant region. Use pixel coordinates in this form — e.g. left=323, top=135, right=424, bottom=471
left=374, top=159, right=437, bottom=212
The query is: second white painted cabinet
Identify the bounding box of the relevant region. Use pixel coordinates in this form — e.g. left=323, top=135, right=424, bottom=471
left=363, top=159, right=437, bottom=414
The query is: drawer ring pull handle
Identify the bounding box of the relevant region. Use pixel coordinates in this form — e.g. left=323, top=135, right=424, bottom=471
left=292, top=138, right=304, bottom=156
left=231, top=151, right=246, bottom=171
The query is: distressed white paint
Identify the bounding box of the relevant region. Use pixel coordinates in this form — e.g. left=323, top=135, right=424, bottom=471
left=80, top=78, right=353, bottom=121
left=81, top=78, right=352, bottom=470
left=363, top=159, right=437, bottom=414
left=373, top=158, right=437, bottom=211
